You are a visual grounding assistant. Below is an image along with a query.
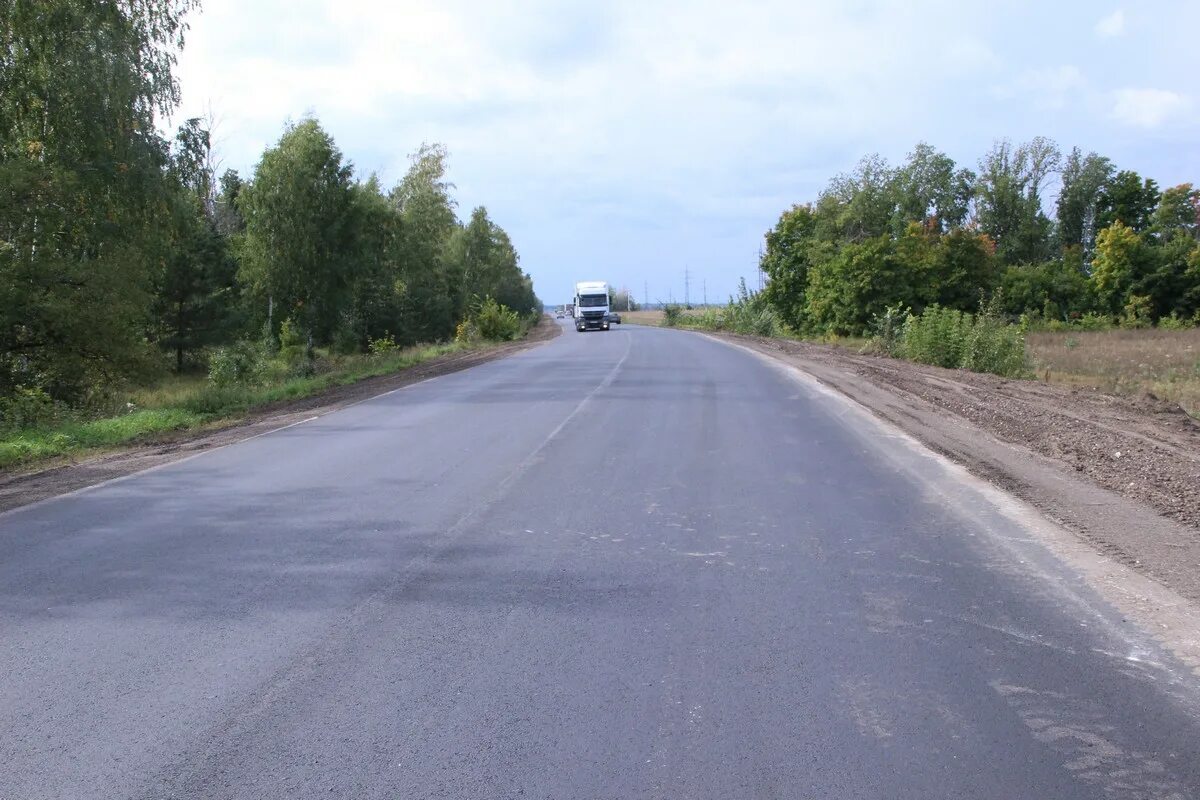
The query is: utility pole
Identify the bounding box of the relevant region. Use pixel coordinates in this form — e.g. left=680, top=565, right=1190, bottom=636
left=703, top=279, right=707, bottom=308
left=684, top=265, right=690, bottom=309
left=757, top=245, right=765, bottom=291
left=644, top=280, right=648, bottom=310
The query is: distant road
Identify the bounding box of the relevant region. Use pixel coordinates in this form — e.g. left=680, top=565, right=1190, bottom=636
left=2, top=318, right=1198, bottom=798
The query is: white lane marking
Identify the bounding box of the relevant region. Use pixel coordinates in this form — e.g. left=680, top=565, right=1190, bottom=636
left=699, top=330, right=1200, bottom=680
left=0, top=414, right=322, bottom=520
left=0, top=335, right=566, bottom=518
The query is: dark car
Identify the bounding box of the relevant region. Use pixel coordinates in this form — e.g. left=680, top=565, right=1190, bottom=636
left=606, top=312, right=622, bottom=324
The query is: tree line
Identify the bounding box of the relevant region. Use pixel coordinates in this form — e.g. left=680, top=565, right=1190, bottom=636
left=759, top=139, right=1200, bottom=335
left=1, top=0, right=539, bottom=412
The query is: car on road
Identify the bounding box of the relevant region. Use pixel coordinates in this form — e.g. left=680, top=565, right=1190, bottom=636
left=606, top=312, right=621, bottom=324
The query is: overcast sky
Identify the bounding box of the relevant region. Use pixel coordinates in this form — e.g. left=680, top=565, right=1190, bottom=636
left=174, top=0, right=1200, bottom=305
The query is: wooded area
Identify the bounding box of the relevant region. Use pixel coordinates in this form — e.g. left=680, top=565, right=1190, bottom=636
left=760, top=140, right=1200, bottom=335
left=1, top=0, right=539, bottom=424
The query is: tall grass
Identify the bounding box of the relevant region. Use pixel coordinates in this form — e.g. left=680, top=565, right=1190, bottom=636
left=663, top=280, right=781, bottom=336
left=1028, top=327, right=1200, bottom=416
left=868, top=301, right=1028, bottom=378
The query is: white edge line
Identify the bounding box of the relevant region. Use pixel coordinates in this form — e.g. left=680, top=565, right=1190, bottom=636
left=0, top=339, right=557, bottom=520
left=702, top=331, right=1200, bottom=677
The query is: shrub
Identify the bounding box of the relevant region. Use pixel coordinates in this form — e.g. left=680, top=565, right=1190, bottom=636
left=903, top=305, right=972, bottom=368
left=696, top=307, right=725, bottom=330
left=466, top=297, right=522, bottom=341
left=368, top=333, right=400, bottom=356
left=208, top=341, right=268, bottom=387
left=455, top=319, right=479, bottom=344
left=899, top=300, right=1027, bottom=377
left=1157, top=313, right=1194, bottom=331
left=1077, top=312, right=1115, bottom=331
left=962, top=307, right=1027, bottom=377
left=864, top=304, right=909, bottom=357
left=662, top=304, right=683, bottom=326
left=1120, top=295, right=1153, bottom=329
left=716, top=279, right=779, bottom=336
left=0, top=385, right=61, bottom=432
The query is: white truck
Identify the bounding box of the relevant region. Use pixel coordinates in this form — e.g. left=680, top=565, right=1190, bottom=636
left=573, top=281, right=610, bottom=332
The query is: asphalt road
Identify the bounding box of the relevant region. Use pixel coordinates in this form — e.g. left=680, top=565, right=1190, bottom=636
left=3, top=319, right=1199, bottom=799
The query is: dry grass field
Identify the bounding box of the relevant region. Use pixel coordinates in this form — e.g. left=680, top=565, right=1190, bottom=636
left=1028, top=328, right=1200, bottom=416
left=620, top=310, right=667, bottom=325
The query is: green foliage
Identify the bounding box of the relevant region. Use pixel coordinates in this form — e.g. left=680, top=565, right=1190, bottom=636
left=903, top=306, right=973, bottom=369
left=898, top=302, right=1027, bottom=377
left=1056, top=148, right=1113, bottom=253
left=1157, top=313, right=1192, bottom=331
left=0, top=5, right=539, bottom=433
left=1091, top=221, right=1145, bottom=314
left=758, top=137, right=1195, bottom=348
left=806, top=234, right=915, bottom=335
left=208, top=341, right=269, bottom=388
left=0, top=386, right=61, bottom=432
left=864, top=305, right=909, bottom=357
left=1097, top=170, right=1160, bottom=233
left=0, top=409, right=202, bottom=470
left=367, top=334, right=400, bottom=356
left=662, top=304, right=684, bottom=326
left=761, top=205, right=817, bottom=330
left=0, top=341, right=472, bottom=469
left=239, top=118, right=358, bottom=344
left=0, top=0, right=196, bottom=403
left=1120, top=295, right=1154, bottom=329
left=962, top=300, right=1028, bottom=377
left=722, top=280, right=778, bottom=336
left=469, top=297, right=522, bottom=342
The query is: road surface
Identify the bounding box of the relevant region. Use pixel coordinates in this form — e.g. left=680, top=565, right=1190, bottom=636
left=2, top=319, right=1199, bottom=799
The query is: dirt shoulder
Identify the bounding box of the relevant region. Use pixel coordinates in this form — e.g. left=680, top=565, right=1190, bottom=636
left=0, top=322, right=560, bottom=514
left=710, top=332, right=1200, bottom=605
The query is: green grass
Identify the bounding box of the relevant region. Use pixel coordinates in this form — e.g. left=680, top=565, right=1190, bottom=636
left=0, top=341, right=475, bottom=471
left=0, top=408, right=203, bottom=468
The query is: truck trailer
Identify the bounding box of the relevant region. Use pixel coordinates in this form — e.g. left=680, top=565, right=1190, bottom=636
left=573, top=281, right=610, bottom=332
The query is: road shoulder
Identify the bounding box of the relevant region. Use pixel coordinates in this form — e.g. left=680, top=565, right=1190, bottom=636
left=708, top=331, right=1200, bottom=675
left=0, top=323, right=560, bottom=514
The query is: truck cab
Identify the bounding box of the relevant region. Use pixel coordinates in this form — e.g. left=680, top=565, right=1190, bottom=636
left=574, top=281, right=610, bottom=332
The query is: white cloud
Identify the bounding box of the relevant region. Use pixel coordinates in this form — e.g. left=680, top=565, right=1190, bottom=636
left=1111, top=88, right=1189, bottom=128
left=1095, top=9, right=1125, bottom=38
left=995, top=65, right=1085, bottom=110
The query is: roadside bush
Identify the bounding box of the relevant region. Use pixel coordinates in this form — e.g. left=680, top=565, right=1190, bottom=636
left=662, top=304, right=683, bottom=326
left=473, top=297, right=522, bottom=341
left=899, top=301, right=1027, bottom=377
left=208, top=341, right=268, bottom=387
left=726, top=303, right=778, bottom=336
left=368, top=333, right=400, bottom=356
left=864, top=304, right=909, bottom=357
left=0, top=385, right=62, bottom=432
left=454, top=319, right=479, bottom=344
left=962, top=307, right=1027, bottom=377
left=718, top=279, right=779, bottom=336
left=695, top=307, right=725, bottom=330
left=903, top=305, right=972, bottom=368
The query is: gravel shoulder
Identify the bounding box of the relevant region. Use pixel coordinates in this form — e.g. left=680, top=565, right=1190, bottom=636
left=0, top=322, right=560, bottom=514
left=709, top=332, right=1200, bottom=605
